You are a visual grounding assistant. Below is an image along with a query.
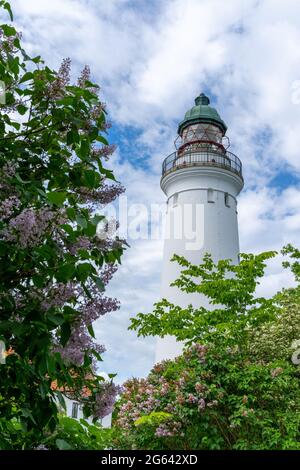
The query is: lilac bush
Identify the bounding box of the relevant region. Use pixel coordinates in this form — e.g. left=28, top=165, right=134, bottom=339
left=113, top=341, right=300, bottom=450
left=0, top=3, right=125, bottom=449
left=115, top=249, right=300, bottom=450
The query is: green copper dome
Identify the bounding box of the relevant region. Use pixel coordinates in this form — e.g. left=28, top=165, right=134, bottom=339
left=178, top=93, right=227, bottom=135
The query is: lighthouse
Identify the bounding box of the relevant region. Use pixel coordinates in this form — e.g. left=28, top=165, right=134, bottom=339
left=156, top=93, right=244, bottom=362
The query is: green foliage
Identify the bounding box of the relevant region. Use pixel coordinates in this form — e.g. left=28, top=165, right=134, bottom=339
left=135, top=411, right=172, bottom=427
left=250, top=285, right=300, bottom=361
left=0, top=1, right=13, bottom=20
left=130, top=251, right=278, bottom=345
left=45, top=416, right=112, bottom=450
left=121, top=412, right=176, bottom=450
left=282, top=244, right=300, bottom=281
left=114, top=343, right=300, bottom=450
left=0, top=3, right=124, bottom=448
left=0, top=414, right=112, bottom=450
left=121, top=246, right=300, bottom=450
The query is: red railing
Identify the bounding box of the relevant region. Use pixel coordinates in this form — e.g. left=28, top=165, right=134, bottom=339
left=162, top=146, right=243, bottom=179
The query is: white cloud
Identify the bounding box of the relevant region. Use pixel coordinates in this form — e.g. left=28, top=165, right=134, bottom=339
left=239, top=186, right=300, bottom=252
left=5, top=0, right=300, bottom=381
left=10, top=0, right=300, bottom=173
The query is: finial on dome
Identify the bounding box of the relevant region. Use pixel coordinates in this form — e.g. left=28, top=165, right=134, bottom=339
left=195, top=93, right=210, bottom=106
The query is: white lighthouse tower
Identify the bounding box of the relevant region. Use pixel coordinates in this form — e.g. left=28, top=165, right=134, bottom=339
left=156, top=93, right=244, bottom=362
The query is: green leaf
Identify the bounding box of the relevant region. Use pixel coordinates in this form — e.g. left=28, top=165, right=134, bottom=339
left=19, top=71, right=34, bottom=84
left=15, top=173, right=30, bottom=184
left=61, top=224, right=74, bottom=236
left=78, top=139, right=90, bottom=159
left=56, top=439, right=72, bottom=450
left=13, top=37, right=20, bottom=49
left=78, top=262, right=94, bottom=272
left=32, top=55, right=42, bottom=64
left=16, top=104, right=27, bottom=115
left=66, top=129, right=79, bottom=145
left=77, top=262, right=95, bottom=281
left=63, top=305, right=79, bottom=319
left=10, top=121, right=20, bottom=130
left=4, top=91, right=15, bottom=105
left=96, top=135, right=108, bottom=145
left=66, top=207, right=76, bottom=221
left=83, top=352, right=92, bottom=367
left=91, top=214, right=105, bottom=226
left=32, top=275, right=44, bottom=288
left=36, top=187, right=47, bottom=198
left=84, top=222, right=96, bottom=237
left=87, top=323, right=95, bottom=338
left=47, top=313, right=65, bottom=326
left=93, top=276, right=105, bottom=291
left=55, top=391, right=66, bottom=411
left=76, top=214, right=87, bottom=228
left=83, top=170, right=96, bottom=188
left=21, top=408, right=37, bottom=425
left=108, top=373, right=117, bottom=379
left=91, top=349, right=103, bottom=361
left=1, top=1, right=13, bottom=20
left=100, top=167, right=116, bottom=181
left=46, top=354, right=56, bottom=375
left=60, top=322, right=71, bottom=347
left=1, top=24, right=16, bottom=37
left=8, top=57, right=19, bottom=75
left=56, top=263, right=75, bottom=282
left=47, top=191, right=67, bottom=207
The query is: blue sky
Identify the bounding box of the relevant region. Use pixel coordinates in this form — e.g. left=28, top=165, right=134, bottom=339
left=4, top=0, right=300, bottom=383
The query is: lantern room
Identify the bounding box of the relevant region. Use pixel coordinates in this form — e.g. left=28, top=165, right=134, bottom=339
left=175, top=93, right=229, bottom=151
left=161, top=93, right=243, bottom=180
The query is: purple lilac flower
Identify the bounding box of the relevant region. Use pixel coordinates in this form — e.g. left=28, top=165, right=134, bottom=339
left=2, top=208, right=55, bottom=248
left=187, top=394, right=198, bottom=404
left=0, top=196, right=21, bottom=220
left=198, top=398, right=206, bottom=411
left=41, top=282, right=77, bottom=311
left=93, top=382, right=122, bottom=419
left=54, top=321, right=105, bottom=367
left=69, top=236, right=92, bottom=255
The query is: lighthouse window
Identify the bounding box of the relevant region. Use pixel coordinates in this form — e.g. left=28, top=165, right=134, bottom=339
left=71, top=402, right=79, bottom=419
left=173, top=193, right=178, bottom=207
left=207, top=188, right=214, bottom=203
left=224, top=192, right=230, bottom=207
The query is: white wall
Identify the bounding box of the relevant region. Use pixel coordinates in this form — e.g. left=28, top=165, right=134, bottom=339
left=156, top=165, right=243, bottom=362
left=64, top=396, right=112, bottom=428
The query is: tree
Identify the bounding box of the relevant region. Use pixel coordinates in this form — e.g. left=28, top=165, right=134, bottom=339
left=118, top=247, right=300, bottom=449
left=0, top=3, right=124, bottom=449
left=113, top=341, right=300, bottom=450
left=250, top=245, right=300, bottom=362
left=129, top=251, right=279, bottom=346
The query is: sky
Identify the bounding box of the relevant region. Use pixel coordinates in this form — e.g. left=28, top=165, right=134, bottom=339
left=4, top=0, right=300, bottom=383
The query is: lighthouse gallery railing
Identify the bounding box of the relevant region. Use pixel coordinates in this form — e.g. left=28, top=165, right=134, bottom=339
left=162, top=147, right=243, bottom=179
